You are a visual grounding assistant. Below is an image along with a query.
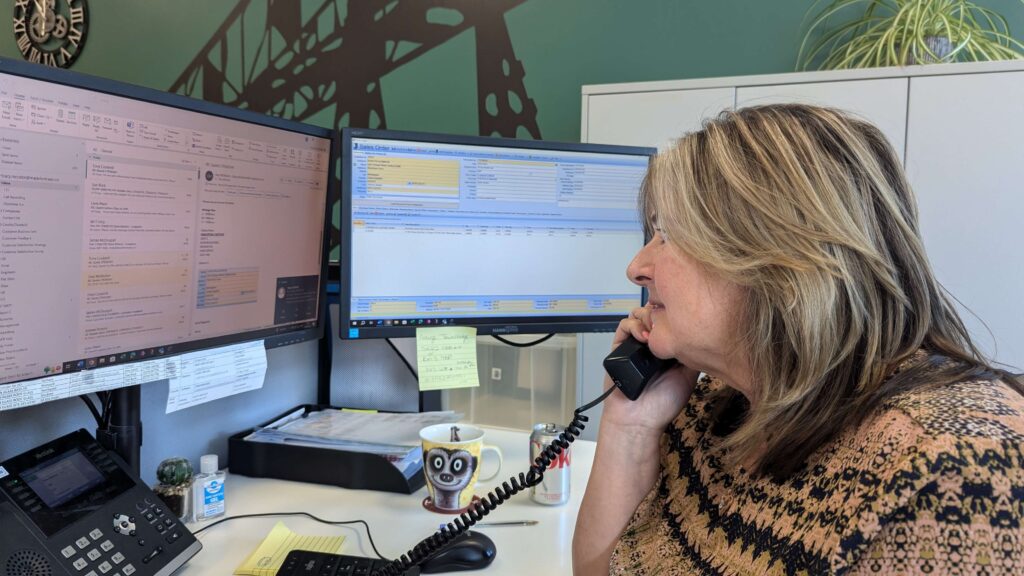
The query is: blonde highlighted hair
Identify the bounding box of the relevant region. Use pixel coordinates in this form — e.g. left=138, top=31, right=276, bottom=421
left=641, top=104, right=1018, bottom=478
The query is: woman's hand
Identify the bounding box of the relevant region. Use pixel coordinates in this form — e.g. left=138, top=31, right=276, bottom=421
left=600, top=305, right=701, bottom=435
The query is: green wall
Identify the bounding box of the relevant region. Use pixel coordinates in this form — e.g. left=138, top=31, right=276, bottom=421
left=4, top=0, right=1024, bottom=142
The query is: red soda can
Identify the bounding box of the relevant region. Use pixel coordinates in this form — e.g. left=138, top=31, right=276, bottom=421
left=529, top=423, right=570, bottom=505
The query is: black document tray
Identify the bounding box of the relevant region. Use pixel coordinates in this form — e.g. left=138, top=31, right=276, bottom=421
left=228, top=404, right=425, bottom=494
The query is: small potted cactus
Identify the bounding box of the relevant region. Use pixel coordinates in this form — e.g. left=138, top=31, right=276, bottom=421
left=153, top=457, right=194, bottom=521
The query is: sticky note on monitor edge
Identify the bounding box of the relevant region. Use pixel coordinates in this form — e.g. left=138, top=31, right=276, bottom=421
left=415, top=326, right=480, bottom=391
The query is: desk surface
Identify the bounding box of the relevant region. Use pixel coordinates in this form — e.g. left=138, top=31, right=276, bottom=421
left=181, top=427, right=594, bottom=575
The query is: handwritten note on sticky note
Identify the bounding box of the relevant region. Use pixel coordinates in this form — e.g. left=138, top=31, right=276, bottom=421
left=234, top=521, right=345, bottom=576
left=416, top=327, right=479, bottom=391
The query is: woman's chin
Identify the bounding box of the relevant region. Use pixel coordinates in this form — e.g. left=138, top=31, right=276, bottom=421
left=645, top=337, right=672, bottom=361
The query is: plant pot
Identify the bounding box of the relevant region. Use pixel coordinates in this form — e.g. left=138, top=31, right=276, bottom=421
left=905, top=36, right=954, bottom=65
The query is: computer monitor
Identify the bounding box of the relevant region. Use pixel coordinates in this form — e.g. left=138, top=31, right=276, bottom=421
left=0, top=58, right=332, bottom=398
left=338, top=128, right=653, bottom=339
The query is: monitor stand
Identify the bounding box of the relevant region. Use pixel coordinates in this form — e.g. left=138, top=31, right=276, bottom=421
left=96, top=386, right=142, bottom=475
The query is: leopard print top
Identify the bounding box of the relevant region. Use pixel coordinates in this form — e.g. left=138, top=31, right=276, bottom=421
left=608, top=358, right=1024, bottom=575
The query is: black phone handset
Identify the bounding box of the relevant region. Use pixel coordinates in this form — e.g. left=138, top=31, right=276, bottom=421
left=603, top=336, right=678, bottom=400
left=371, top=337, right=663, bottom=576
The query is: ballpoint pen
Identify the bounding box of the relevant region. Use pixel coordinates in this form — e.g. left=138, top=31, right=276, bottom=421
left=473, top=520, right=538, bottom=527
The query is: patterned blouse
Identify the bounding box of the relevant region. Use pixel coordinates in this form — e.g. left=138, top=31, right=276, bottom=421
left=608, top=359, right=1024, bottom=575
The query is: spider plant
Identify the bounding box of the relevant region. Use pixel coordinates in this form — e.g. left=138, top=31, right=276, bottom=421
left=798, top=0, right=1024, bottom=70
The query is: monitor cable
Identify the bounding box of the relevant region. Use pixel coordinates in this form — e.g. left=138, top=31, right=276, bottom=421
left=100, top=391, right=115, bottom=428
left=79, top=394, right=103, bottom=427
left=490, top=334, right=554, bottom=347
left=385, top=338, right=418, bottom=381
left=371, top=384, right=616, bottom=576
left=190, top=511, right=387, bottom=561
left=78, top=391, right=116, bottom=430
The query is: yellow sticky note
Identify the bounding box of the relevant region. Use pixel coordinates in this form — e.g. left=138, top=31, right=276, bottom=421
left=415, top=326, right=479, bottom=391
left=234, top=521, right=345, bottom=576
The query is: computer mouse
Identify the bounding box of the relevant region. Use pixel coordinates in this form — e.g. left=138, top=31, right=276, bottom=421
left=419, top=530, right=497, bottom=573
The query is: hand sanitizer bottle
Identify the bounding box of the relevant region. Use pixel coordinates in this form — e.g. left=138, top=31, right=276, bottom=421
left=192, top=454, right=226, bottom=521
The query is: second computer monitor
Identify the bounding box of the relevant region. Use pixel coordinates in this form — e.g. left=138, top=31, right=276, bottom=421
left=339, top=128, right=654, bottom=339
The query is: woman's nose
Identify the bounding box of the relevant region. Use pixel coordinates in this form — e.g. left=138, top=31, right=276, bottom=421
left=627, top=241, right=655, bottom=286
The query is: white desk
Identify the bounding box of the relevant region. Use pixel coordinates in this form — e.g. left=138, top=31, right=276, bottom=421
left=180, top=427, right=594, bottom=575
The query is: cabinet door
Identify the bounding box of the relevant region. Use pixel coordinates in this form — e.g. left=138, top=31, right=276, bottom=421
left=584, top=87, right=735, bottom=150
left=737, top=78, right=909, bottom=162
left=905, top=72, right=1024, bottom=370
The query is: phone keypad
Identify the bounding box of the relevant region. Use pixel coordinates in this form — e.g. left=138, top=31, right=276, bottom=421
left=63, top=522, right=139, bottom=576
left=61, top=500, right=184, bottom=576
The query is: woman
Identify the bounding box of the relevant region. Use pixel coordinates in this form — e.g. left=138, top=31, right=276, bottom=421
left=573, top=104, right=1024, bottom=575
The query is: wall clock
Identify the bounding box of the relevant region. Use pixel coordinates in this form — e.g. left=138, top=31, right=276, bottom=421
left=12, top=0, right=88, bottom=68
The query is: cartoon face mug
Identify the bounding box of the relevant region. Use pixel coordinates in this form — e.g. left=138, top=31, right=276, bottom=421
left=419, top=423, right=503, bottom=513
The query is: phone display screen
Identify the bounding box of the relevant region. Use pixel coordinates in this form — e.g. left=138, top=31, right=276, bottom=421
left=0, top=430, right=136, bottom=536
left=22, top=448, right=106, bottom=508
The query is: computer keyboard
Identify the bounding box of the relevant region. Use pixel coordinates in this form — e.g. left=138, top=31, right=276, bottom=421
left=275, top=549, right=419, bottom=576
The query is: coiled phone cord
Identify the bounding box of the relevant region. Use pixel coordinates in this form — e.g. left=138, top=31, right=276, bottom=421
left=371, top=386, right=617, bottom=576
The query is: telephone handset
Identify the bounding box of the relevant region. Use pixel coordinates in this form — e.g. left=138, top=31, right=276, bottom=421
left=603, top=336, right=679, bottom=400
left=0, top=429, right=201, bottom=576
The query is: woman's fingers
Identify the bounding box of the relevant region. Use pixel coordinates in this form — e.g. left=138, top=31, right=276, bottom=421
left=615, top=306, right=653, bottom=344
left=634, top=306, right=652, bottom=329
left=631, top=306, right=654, bottom=334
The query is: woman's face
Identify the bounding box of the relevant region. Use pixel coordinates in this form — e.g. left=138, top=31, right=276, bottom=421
left=627, top=230, right=745, bottom=373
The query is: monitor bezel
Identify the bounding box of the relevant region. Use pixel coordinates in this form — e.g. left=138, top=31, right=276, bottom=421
left=338, top=126, right=654, bottom=340
left=0, top=57, right=334, bottom=387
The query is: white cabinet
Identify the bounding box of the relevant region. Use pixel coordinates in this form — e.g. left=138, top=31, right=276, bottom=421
left=579, top=62, right=1024, bottom=439
left=736, top=78, right=908, bottom=161
left=905, top=71, right=1024, bottom=368
left=584, top=87, right=734, bottom=150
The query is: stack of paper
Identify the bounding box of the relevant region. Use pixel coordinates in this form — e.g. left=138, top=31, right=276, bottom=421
left=244, top=409, right=462, bottom=477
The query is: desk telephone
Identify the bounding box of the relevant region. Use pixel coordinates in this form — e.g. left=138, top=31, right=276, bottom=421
left=0, top=429, right=201, bottom=576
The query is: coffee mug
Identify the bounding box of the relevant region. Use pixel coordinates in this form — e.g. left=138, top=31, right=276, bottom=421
left=419, top=424, right=503, bottom=513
